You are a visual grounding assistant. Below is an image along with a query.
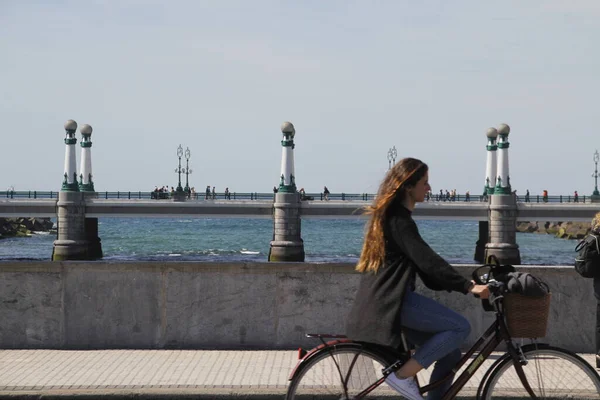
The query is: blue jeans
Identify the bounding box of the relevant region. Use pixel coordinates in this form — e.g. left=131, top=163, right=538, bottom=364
left=401, top=290, right=471, bottom=400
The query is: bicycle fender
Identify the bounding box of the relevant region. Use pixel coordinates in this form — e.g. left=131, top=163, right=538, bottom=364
left=288, top=341, right=360, bottom=381
left=288, top=341, right=397, bottom=381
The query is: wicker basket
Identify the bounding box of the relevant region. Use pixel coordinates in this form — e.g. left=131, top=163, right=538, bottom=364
left=503, top=293, right=551, bottom=338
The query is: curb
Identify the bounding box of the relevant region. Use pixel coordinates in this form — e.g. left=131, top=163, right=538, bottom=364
left=0, top=389, right=286, bottom=400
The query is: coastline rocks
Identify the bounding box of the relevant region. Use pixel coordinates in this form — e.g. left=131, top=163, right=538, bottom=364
left=516, top=221, right=591, bottom=240
left=0, top=217, right=54, bottom=239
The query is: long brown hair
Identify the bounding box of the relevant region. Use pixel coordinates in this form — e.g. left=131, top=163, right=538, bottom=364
left=592, top=211, right=600, bottom=235
left=356, top=158, right=428, bottom=273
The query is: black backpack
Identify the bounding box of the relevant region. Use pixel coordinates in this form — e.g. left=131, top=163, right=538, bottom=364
left=574, top=234, right=600, bottom=278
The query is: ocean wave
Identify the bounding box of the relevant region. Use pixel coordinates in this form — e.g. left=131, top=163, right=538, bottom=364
left=240, top=250, right=260, bottom=255
left=32, top=231, right=51, bottom=235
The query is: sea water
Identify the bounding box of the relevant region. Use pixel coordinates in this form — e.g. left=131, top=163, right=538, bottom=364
left=0, top=218, right=577, bottom=265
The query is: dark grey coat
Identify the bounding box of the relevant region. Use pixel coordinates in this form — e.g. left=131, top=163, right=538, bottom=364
left=346, top=203, right=472, bottom=350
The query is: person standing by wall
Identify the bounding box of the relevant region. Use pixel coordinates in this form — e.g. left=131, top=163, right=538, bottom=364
left=590, top=213, right=600, bottom=368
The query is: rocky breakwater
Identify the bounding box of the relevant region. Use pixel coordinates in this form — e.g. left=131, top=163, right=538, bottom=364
left=516, top=221, right=591, bottom=240
left=0, top=217, right=54, bottom=239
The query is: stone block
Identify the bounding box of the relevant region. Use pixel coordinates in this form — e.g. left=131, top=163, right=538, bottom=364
left=62, top=264, right=162, bottom=348
left=163, top=268, right=278, bottom=349
left=0, top=269, right=63, bottom=348
left=275, top=268, right=358, bottom=348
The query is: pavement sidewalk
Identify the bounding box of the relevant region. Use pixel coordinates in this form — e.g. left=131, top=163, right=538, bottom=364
left=0, top=349, right=597, bottom=399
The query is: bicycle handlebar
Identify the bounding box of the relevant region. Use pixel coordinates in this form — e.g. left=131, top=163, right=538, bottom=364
left=471, top=263, right=507, bottom=311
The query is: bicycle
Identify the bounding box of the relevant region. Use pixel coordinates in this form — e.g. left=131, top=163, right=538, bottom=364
left=286, top=266, right=600, bottom=399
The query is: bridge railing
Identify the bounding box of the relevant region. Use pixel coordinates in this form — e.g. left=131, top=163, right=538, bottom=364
left=2, top=191, right=594, bottom=204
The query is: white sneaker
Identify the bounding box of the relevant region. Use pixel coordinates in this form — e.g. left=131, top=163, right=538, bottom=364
left=385, top=373, right=424, bottom=400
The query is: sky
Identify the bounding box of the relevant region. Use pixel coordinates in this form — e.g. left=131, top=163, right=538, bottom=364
left=1, top=1, right=599, bottom=196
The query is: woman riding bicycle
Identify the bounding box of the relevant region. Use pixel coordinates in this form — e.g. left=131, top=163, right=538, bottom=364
left=346, top=157, right=490, bottom=400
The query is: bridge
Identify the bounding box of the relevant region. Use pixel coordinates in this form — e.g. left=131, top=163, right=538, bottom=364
left=3, top=119, right=600, bottom=263
left=1, top=196, right=598, bottom=221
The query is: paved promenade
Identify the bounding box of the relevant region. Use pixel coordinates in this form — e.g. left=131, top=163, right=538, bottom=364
left=0, top=350, right=596, bottom=399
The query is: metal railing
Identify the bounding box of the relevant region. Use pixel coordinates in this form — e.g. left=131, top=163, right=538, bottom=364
left=2, top=190, right=595, bottom=204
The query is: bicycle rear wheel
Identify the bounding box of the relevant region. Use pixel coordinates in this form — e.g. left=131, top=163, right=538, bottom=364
left=286, top=346, right=398, bottom=399
left=482, top=345, right=600, bottom=399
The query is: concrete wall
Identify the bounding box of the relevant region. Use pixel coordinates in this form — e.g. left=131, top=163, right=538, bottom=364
left=0, top=262, right=594, bottom=352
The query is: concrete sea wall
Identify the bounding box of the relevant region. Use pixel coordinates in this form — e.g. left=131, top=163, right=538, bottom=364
left=0, top=262, right=594, bottom=352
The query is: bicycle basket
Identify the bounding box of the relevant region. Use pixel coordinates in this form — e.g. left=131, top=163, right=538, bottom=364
left=503, top=292, right=551, bottom=338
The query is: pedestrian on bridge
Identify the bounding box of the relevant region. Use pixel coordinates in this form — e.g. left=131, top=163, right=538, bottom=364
left=574, top=191, right=579, bottom=203
left=323, top=186, right=330, bottom=201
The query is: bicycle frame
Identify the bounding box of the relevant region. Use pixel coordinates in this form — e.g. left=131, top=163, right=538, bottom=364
left=352, top=305, right=538, bottom=399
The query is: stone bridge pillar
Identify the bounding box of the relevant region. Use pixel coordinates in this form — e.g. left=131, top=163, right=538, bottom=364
left=52, top=120, right=88, bottom=261
left=269, top=122, right=305, bottom=262
left=485, top=194, right=521, bottom=264
left=475, top=127, right=497, bottom=263
left=473, top=220, right=488, bottom=263
left=484, top=124, right=520, bottom=264
left=79, top=124, right=102, bottom=260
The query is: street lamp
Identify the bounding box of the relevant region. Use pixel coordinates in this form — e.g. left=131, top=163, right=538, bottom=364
left=593, top=150, right=600, bottom=196
left=387, top=146, right=397, bottom=170
left=175, top=144, right=184, bottom=193
left=184, top=147, right=192, bottom=194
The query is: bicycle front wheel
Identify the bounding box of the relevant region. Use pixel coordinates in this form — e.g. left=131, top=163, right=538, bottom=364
left=286, top=346, right=397, bottom=400
left=482, top=345, right=600, bottom=399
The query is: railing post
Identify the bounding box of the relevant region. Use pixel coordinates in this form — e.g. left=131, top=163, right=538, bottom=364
left=342, top=193, right=345, bottom=201
left=139, top=191, right=142, bottom=199
left=34, top=191, right=37, bottom=199
left=560, top=195, right=562, bottom=203
left=28, top=191, right=31, bottom=198
left=250, top=192, right=253, bottom=200
left=50, top=191, right=53, bottom=199
left=234, top=192, right=236, bottom=200
left=536, top=195, right=539, bottom=203
left=128, top=191, right=131, bottom=199
left=105, top=191, right=108, bottom=199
